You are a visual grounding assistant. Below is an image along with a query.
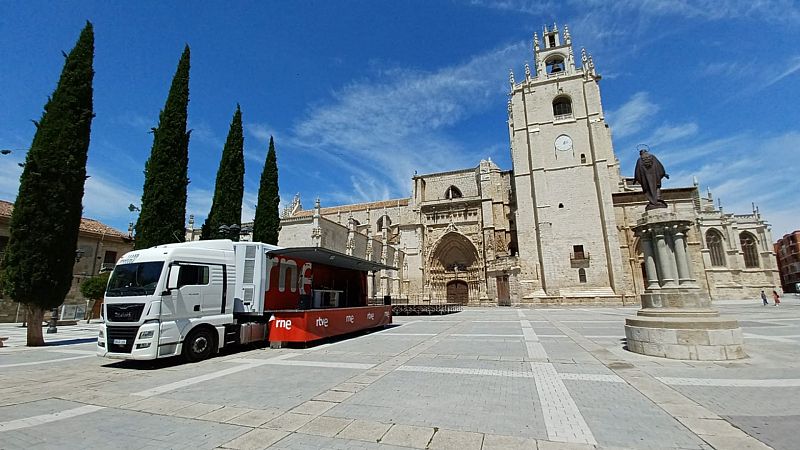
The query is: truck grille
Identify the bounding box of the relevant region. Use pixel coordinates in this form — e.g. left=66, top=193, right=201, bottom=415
left=106, top=303, right=145, bottom=322
left=107, top=326, right=139, bottom=353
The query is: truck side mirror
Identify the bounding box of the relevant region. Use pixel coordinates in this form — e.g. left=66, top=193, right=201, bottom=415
left=164, top=266, right=180, bottom=294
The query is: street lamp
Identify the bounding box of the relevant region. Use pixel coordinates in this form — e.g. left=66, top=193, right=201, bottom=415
left=127, top=204, right=140, bottom=237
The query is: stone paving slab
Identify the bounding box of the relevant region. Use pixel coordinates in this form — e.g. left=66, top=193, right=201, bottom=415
left=266, top=432, right=409, bottom=449
left=262, top=412, right=316, bottom=432
left=335, top=418, right=393, bottom=442
left=296, top=415, right=353, bottom=437
left=379, top=424, right=435, bottom=448
left=428, top=428, right=484, bottom=449
left=220, top=428, right=290, bottom=449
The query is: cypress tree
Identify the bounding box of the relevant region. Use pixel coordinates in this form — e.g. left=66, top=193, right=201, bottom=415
left=1, top=22, right=95, bottom=346
left=134, top=46, right=191, bottom=249
left=252, top=136, right=280, bottom=244
left=201, top=105, right=245, bottom=241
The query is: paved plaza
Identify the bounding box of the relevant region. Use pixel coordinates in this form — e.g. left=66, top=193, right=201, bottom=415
left=1, top=298, right=799, bottom=449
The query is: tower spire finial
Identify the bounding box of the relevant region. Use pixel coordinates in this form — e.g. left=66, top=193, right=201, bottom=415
left=509, top=68, right=515, bottom=87
left=564, top=24, right=571, bottom=42
left=524, top=62, right=531, bottom=79
left=533, top=32, right=539, bottom=52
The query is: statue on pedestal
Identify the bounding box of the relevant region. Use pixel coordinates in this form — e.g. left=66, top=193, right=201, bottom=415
left=634, top=147, right=669, bottom=210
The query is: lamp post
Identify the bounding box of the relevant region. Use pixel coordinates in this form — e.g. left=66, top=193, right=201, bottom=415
left=127, top=204, right=140, bottom=237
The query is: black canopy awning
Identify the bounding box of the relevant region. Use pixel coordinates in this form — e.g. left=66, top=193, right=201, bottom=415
left=267, top=247, right=397, bottom=272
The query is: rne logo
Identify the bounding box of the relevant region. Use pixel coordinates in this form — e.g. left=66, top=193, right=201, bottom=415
left=345, top=315, right=355, bottom=324
left=275, top=319, right=292, bottom=330
left=366, top=312, right=375, bottom=320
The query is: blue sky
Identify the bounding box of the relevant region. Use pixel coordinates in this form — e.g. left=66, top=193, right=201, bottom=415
left=1, top=1, right=798, bottom=238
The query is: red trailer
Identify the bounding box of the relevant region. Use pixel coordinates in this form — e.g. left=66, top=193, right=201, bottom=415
left=261, top=247, right=393, bottom=347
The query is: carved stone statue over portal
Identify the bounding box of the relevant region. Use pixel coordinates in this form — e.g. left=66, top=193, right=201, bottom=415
left=634, top=148, right=669, bottom=210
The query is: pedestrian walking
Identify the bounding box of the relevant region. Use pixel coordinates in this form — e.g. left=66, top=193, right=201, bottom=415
left=761, top=290, right=768, bottom=306
left=773, top=290, right=781, bottom=306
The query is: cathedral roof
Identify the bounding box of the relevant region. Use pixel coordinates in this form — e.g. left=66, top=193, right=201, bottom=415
left=0, top=199, right=130, bottom=240
left=291, top=198, right=410, bottom=218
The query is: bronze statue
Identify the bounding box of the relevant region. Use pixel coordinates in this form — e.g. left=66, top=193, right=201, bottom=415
left=634, top=148, right=669, bottom=210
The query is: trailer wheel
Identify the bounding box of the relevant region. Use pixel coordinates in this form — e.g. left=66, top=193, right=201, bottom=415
left=184, top=328, right=214, bottom=362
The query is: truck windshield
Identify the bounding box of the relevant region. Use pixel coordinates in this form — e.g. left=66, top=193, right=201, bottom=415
left=106, top=262, right=165, bottom=297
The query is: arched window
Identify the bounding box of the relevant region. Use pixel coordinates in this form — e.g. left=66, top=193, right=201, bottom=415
left=552, top=96, right=572, bottom=118
left=377, top=216, right=391, bottom=231
left=578, top=268, right=587, bottom=283
left=546, top=56, right=565, bottom=74
left=740, top=232, right=760, bottom=268
left=445, top=185, right=462, bottom=199
left=705, top=230, right=726, bottom=267
left=580, top=154, right=587, bottom=164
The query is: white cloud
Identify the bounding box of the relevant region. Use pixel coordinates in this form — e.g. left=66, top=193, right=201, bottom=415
left=287, top=41, right=525, bottom=203
left=467, top=0, right=557, bottom=15
left=765, top=55, right=800, bottom=88
left=114, top=112, right=154, bottom=131
left=662, top=131, right=800, bottom=237
left=82, top=170, right=141, bottom=225
left=472, top=0, right=800, bottom=24
left=188, top=120, right=224, bottom=150
left=0, top=153, right=24, bottom=202
left=184, top=188, right=210, bottom=228
left=644, top=122, right=699, bottom=147
left=245, top=122, right=277, bottom=145
left=606, top=92, right=659, bottom=139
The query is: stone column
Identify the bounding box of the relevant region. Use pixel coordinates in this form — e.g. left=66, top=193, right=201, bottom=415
left=654, top=229, right=676, bottom=287
left=673, top=229, right=694, bottom=285
left=640, top=233, right=660, bottom=290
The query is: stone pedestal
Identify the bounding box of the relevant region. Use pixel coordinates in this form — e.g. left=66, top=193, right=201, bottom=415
left=625, top=210, right=746, bottom=361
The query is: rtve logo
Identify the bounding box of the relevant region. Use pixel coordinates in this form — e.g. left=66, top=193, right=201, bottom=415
left=275, top=319, right=292, bottom=330
left=316, top=317, right=329, bottom=327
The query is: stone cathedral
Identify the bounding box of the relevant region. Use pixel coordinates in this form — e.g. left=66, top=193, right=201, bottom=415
left=277, top=24, right=781, bottom=305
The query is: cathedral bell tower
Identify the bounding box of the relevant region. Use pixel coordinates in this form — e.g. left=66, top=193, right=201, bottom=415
left=507, top=23, right=626, bottom=301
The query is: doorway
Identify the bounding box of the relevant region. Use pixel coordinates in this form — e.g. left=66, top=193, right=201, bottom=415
left=446, top=280, right=469, bottom=305
left=496, top=275, right=510, bottom=306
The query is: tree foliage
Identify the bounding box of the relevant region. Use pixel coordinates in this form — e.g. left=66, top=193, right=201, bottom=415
left=79, top=272, right=110, bottom=301
left=0, top=22, right=95, bottom=345
left=201, top=105, right=245, bottom=241
left=134, top=46, right=191, bottom=249
left=252, top=136, right=280, bottom=244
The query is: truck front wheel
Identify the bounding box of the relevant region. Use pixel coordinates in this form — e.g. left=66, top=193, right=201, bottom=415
left=183, top=328, right=214, bottom=362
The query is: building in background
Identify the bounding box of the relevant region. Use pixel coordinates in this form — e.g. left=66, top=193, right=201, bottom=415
left=277, top=24, right=780, bottom=305
left=775, top=231, right=800, bottom=293
left=0, top=199, right=133, bottom=322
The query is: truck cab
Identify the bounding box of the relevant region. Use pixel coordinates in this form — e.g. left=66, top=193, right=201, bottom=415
left=97, top=240, right=244, bottom=361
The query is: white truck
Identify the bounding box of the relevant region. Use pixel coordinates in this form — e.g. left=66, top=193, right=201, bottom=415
left=97, top=240, right=393, bottom=361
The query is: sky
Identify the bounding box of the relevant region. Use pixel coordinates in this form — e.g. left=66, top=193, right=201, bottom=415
left=1, top=0, right=798, bottom=239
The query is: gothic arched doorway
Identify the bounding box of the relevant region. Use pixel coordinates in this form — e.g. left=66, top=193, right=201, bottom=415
left=447, top=280, right=469, bottom=304
left=427, top=230, right=481, bottom=304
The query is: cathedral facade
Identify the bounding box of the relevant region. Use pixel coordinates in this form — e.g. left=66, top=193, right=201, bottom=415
left=278, top=24, right=781, bottom=305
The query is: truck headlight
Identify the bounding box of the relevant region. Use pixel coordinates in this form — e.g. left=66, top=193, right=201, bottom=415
left=98, top=329, right=104, bottom=338
left=139, top=330, right=154, bottom=339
